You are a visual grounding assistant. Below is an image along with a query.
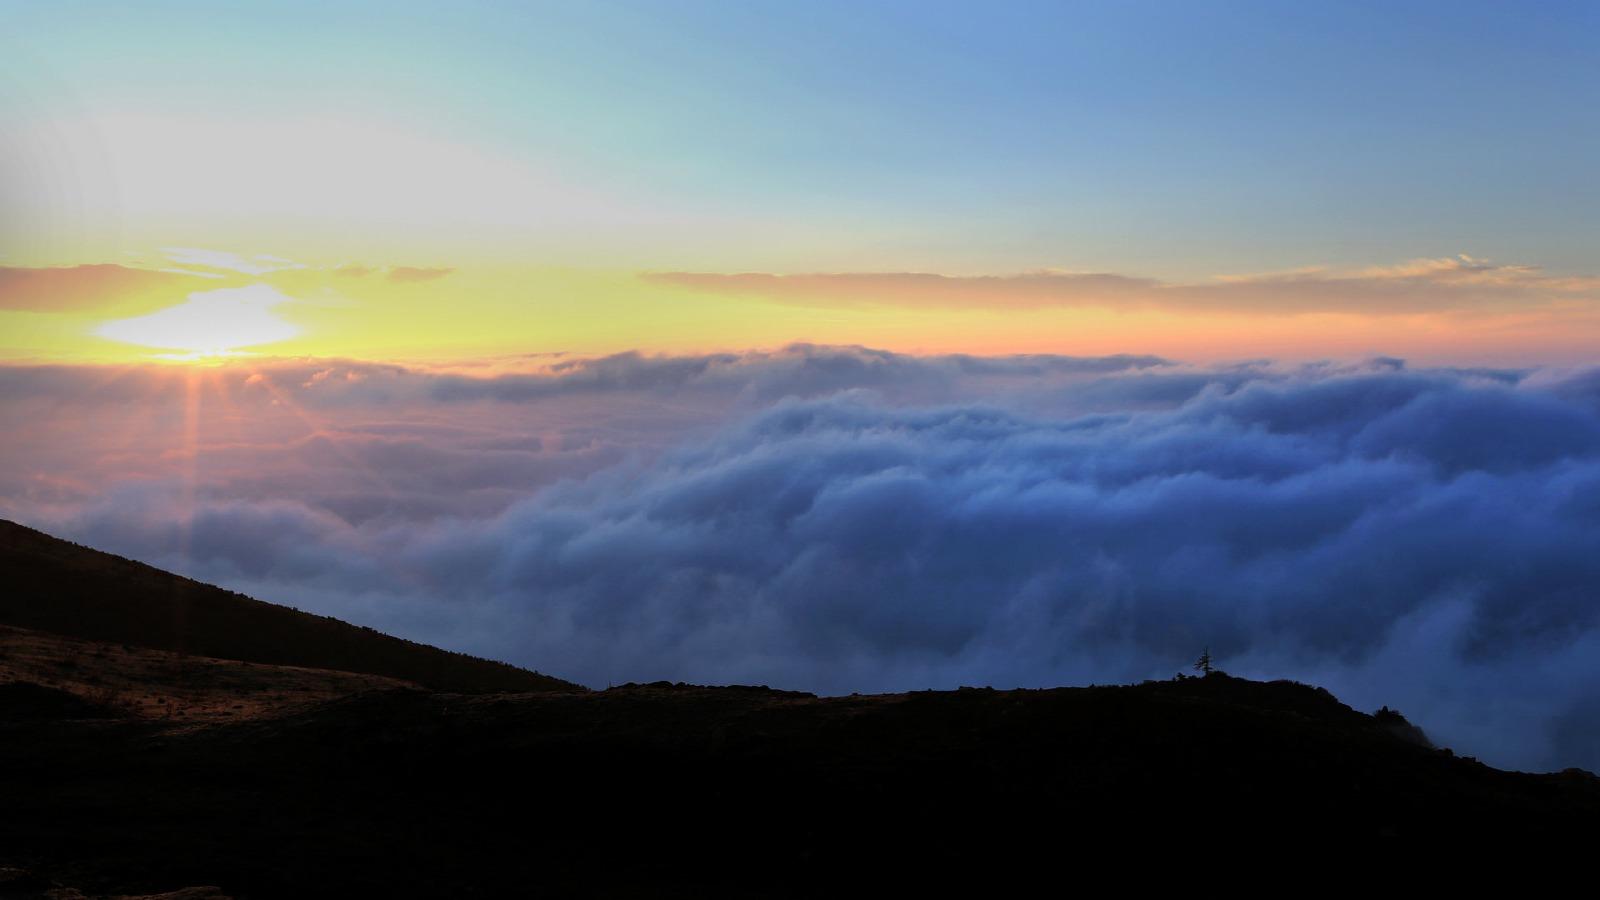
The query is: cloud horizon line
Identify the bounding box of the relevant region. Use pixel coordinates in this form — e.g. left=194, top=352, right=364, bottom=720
left=647, top=254, right=1600, bottom=315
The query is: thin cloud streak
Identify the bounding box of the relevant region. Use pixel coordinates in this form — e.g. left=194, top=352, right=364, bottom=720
left=386, top=266, right=456, bottom=284
left=649, top=255, right=1600, bottom=315
left=0, top=265, right=200, bottom=311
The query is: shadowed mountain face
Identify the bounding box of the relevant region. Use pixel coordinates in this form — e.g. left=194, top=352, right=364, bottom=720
left=5, top=677, right=1600, bottom=897
left=2, top=521, right=1600, bottom=897
left=0, top=518, right=576, bottom=694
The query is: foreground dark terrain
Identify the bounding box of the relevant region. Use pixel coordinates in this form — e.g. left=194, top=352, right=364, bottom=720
left=3, top=519, right=1598, bottom=897
left=0, top=519, right=573, bottom=694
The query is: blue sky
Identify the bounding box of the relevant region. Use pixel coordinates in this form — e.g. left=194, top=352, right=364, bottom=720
left=4, top=0, right=1596, bottom=277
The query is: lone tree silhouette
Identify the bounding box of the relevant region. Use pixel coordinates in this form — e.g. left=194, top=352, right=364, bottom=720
left=1194, top=648, right=1214, bottom=676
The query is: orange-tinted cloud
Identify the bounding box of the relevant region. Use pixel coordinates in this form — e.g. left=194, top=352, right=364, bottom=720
left=645, top=271, right=1157, bottom=309
left=161, top=247, right=303, bottom=276
left=648, top=256, right=1600, bottom=316
left=0, top=264, right=200, bottom=312
left=387, top=266, right=456, bottom=284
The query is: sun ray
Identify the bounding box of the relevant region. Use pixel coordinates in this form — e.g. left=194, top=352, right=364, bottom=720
left=244, top=369, right=401, bottom=514
left=203, top=367, right=249, bottom=451
left=178, top=368, right=201, bottom=556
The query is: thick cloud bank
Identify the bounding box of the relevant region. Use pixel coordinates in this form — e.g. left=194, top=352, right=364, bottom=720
left=6, top=346, right=1600, bottom=772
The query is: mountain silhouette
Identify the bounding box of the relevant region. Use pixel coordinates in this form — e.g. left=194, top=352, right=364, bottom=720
left=0, top=518, right=574, bottom=693
left=2, top=519, right=1598, bottom=897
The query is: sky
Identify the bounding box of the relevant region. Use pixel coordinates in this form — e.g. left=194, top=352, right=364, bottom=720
left=3, top=0, right=1598, bottom=363
left=4, top=3, right=1600, bottom=772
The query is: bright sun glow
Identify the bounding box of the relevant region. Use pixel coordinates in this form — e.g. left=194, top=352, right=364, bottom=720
left=95, top=284, right=301, bottom=357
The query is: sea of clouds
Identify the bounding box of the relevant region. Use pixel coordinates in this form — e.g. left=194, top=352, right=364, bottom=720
left=5, top=344, right=1600, bottom=772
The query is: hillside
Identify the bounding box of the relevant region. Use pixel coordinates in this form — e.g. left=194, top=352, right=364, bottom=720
left=3, top=522, right=1600, bottom=896
left=0, top=623, right=419, bottom=723
left=5, top=677, right=1600, bottom=896
left=0, top=518, right=577, bottom=694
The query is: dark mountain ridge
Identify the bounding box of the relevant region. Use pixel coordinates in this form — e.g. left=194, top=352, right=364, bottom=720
left=3, top=519, right=1599, bottom=896
left=0, top=518, right=575, bottom=693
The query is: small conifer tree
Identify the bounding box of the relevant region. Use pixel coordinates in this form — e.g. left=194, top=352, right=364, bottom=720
left=1194, top=647, right=1214, bottom=676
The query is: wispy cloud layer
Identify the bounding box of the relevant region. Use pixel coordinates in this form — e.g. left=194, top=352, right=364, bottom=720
left=0, top=264, right=198, bottom=311
left=160, top=248, right=304, bottom=276
left=386, top=266, right=456, bottom=284
left=651, top=255, right=1600, bottom=314
left=10, top=256, right=1600, bottom=367
left=5, top=346, right=1600, bottom=772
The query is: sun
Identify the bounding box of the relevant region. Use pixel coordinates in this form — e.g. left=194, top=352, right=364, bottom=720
left=96, top=283, right=301, bottom=357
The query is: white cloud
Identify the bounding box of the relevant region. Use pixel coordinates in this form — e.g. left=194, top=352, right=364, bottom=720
left=7, top=348, right=1600, bottom=773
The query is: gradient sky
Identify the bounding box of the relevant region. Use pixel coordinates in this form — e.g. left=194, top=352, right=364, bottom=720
left=3, top=0, right=1598, bottom=363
